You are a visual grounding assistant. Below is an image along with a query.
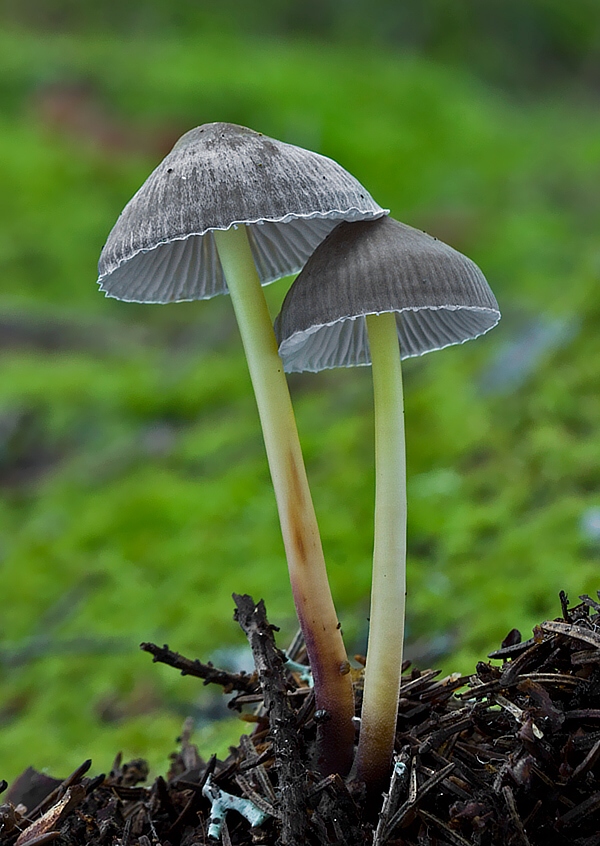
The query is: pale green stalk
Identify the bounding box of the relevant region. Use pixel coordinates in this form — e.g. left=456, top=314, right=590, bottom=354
left=213, top=225, right=355, bottom=776
left=356, top=311, right=407, bottom=788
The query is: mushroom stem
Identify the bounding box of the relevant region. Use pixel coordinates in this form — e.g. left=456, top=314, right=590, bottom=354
left=213, top=225, right=355, bottom=777
left=356, top=311, right=407, bottom=789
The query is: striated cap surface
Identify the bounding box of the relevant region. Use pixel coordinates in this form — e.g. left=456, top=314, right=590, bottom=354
left=97, top=122, right=386, bottom=302
left=276, top=216, right=500, bottom=372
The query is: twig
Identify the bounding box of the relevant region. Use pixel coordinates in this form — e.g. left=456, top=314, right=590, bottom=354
left=15, top=786, right=85, bottom=846
left=26, top=761, right=91, bottom=821
left=140, top=642, right=258, bottom=693
left=567, top=739, right=600, bottom=783
left=418, top=809, right=474, bottom=846
left=540, top=620, right=600, bottom=650
left=235, top=774, right=278, bottom=819
left=233, top=594, right=309, bottom=846
left=373, top=753, right=409, bottom=846
left=488, top=637, right=536, bottom=660
left=238, top=736, right=276, bottom=803
left=418, top=716, right=472, bottom=755
left=502, top=785, right=532, bottom=846
left=558, top=791, right=600, bottom=826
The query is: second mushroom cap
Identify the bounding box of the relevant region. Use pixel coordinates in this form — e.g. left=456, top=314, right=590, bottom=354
left=275, top=216, right=500, bottom=372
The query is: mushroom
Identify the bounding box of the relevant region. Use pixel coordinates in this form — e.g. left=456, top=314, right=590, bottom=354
left=97, top=122, right=387, bottom=776
left=275, top=215, right=501, bottom=787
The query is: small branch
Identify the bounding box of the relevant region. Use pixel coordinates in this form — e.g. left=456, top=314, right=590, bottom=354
left=385, top=761, right=454, bottom=837
left=140, top=642, right=258, bottom=694
left=15, top=785, right=85, bottom=846
left=540, top=620, right=600, bottom=650
left=26, top=760, right=92, bottom=820
left=233, top=594, right=309, bottom=846
left=373, top=753, right=410, bottom=846
left=502, top=785, right=532, bottom=846
left=417, top=810, right=474, bottom=846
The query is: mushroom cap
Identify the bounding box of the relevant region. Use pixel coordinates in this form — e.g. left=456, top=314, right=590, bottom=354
left=97, top=122, right=386, bottom=303
left=275, top=216, right=500, bottom=372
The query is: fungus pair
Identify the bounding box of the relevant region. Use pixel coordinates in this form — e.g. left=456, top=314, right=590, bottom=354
left=97, top=123, right=500, bottom=787
left=98, top=122, right=386, bottom=777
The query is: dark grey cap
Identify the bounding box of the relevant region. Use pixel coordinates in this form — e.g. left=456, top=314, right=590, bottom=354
left=97, top=122, right=387, bottom=303
left=276, top=216, right=500, bottom=372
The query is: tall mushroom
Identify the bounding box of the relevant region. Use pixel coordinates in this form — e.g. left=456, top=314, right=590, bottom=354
left=97, top=122, right=387, bottom=776
left=275, top=215, right=500, bottom=788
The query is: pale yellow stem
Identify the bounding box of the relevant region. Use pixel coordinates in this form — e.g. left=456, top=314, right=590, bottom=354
left=356, top=311, right=407, bottom=788
left=213, top=225, right=355, bottom=776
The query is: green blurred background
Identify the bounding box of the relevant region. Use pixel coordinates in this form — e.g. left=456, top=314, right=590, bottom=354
left=1, top=0, right=600, bottom=782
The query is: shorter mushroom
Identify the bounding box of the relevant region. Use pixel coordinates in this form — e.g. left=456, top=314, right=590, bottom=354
left=275, top=215, right=500, bottom=788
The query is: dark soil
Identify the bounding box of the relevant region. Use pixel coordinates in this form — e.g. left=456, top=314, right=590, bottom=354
left=3, top=591, right=600, bottom=846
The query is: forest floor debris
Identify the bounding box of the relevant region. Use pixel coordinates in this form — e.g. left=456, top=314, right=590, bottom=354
left=3, top=592, right=600, bottom=845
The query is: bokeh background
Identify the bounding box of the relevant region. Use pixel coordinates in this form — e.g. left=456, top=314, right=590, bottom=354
left=1, top=0, right=600, bottom=783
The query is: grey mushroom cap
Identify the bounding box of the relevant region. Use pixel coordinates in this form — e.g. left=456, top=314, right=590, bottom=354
left=275, top=216, right=500, bottom=372
left=97, top=122, right=387, bottom=303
